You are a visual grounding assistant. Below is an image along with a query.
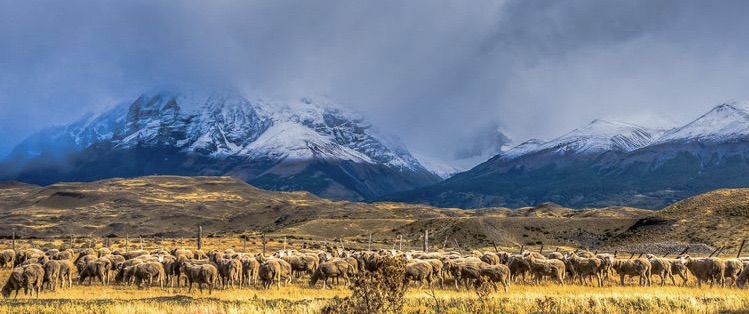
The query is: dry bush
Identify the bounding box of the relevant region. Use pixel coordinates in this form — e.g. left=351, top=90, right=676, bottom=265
left=321, top=256, right=408, bottom=314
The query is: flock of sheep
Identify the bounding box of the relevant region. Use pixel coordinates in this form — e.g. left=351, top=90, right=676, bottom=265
left=1, top=246, right=748, bottom=299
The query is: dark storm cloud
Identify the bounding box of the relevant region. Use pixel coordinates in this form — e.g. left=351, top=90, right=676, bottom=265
left=2, top=0, right=749, bottom=164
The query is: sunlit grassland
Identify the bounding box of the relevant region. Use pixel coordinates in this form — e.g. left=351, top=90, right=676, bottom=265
left=2, top=278, right=749, bottom=314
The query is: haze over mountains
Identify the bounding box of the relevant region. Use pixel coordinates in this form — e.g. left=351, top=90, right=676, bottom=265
left=389, top=101, right=749, bottom=209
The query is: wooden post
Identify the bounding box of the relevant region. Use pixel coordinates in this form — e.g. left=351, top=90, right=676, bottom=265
left=423, top=229, right=429, bottom=253
left=368, top=233, right=372, bottom=250
left=125, top=233, right=129, bottom=253
left=89, top=233, right=94, bottom=249
left=555, top=247, right=559, bottom=252
left=262, top=233, right=267, bottom=256
left=29, top=238, right=34, bottom=249
left=105, top=237, right=110, bottom=248
left=243, top=237, right=247, bottom=253
left=197, top=226, right=203, bottom=250
left=519, top=245, right=524, bottom=254
left=69, top=235, right=73, bottom=248
left=139, top=235, right=144, bottom=250
left=11, top=231, right=15, bottom=251
left=443, top=238, right=448, bottom=250
left=539, top=244, right=544, bottom=254
left=492, top=241, right=499, bottom=253
left=284, top=237, right=287, bottom=251
left=398, top=234, right=402, bottom=251
left=338, top=238, right=344, bottom=251
left=737, top=240, right=746, bottom=258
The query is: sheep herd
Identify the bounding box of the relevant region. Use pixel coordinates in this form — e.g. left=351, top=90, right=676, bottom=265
left=1, top=246, right=749, bottom=299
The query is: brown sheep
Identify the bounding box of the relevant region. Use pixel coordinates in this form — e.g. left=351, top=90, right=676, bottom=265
left=646, top=254, right=675, bottom=286
left=57, top=259, right=75, bottom=289
left=680, top=255, right=724, bottom=288
left=52, top=251, right=74, bottom=261
left=215, top=257, right=242, bottom=289
left=724, top=258, right=743, bottom=287
left=422, top=259, right=445, bottom=288
left=183, top=262, right=218, bottom=294
left=524, top=253, right=565, bottom=285
left=241, top=256, right=260, bottom=287
left=1, top=267, right=24, bottom=299
left=564, top=252, right=604, bottom=286
left=133, top=261, right=165, bottom=289
left=737, top=263, right=749, bottom=288
left=0, top=249, right=15, bottom=269
left=478, top=263, right=510, bottom=293
left=121, top=250, right=149, bottom=260
left=404, top=260, right=433, bottom=289
left=480, top=252, right=501, bottom=265
left=20, top=263, right=45, bottom=298
left=42, top=260, right=61, bottom=291
left=609, top=257, right=651, bottom=286
left=447, top=260, right=484, bottom=291
left=282, top=253, right=318, bottom=279
left=665, top=258, right=689, bottom=286
left=505, top=254, right=531, bottom=283
left=259, top=257, right=292, bottom=289
left=310, top=260, right=354, bottom=288
left=78, top=259, right=109, bottom=286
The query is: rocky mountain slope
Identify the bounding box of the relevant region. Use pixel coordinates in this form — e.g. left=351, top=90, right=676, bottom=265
left=1, top=90, right=441, bottom=200
left=388, top=101, right=749, bottom=209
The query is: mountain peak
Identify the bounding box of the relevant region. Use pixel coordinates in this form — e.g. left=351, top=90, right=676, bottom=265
left=657, top=101, right=749, bottom=144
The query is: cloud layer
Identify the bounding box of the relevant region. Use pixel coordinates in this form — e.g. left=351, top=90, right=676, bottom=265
left=2, top=0, right=749, bottom=164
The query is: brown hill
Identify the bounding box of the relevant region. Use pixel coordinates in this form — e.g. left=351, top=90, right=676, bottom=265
left=1, top=175, right=740, bottom=253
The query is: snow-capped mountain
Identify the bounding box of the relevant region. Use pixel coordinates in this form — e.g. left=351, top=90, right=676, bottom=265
left=387, top=101, right=749, bottom=209
left=656, top=101, right=749, bottom=144
left=2, top=90, right=441, bottom=200
left=503, top=119, right=657, bottom=157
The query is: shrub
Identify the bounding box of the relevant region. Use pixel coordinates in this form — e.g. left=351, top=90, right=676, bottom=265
left=321, top=256, right=408, bottom=314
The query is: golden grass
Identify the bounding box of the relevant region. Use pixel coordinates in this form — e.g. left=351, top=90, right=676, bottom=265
left=2, top=279, right=749, bottom=313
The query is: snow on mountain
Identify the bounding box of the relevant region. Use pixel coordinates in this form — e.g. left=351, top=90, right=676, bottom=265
left=501, top=119, right=657, bottom=160
left=656, top=101, right=749, bottom=144
left=500, top=138, right=546, bottom=160
left=9, top=89, right=429, bottom=173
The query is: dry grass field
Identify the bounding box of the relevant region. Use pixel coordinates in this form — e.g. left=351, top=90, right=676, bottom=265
left=2, top=276, right=749, bottom=314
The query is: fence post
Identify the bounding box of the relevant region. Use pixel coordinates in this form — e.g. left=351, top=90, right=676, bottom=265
left=368, top=233, right=372, bottom=250
left=423, top=229, right=429, bottom=253
left=284, top=237, right=287, bottom=251
left=243, top=237, right=247, bottom=253
left=398, top=234, right=403, bottom=251
left=69, top=235, right=73, bottom=249
left=139, top=235, right=144, bottom=250
left=197, top=226, right=203, bottom=250
left=738, top=240, right=746, bottom=258
left=11, top=230, right=15, bottom=251
left=125, top=233, right=129, bottom=253
left=262, top=233, right=267, bottom=256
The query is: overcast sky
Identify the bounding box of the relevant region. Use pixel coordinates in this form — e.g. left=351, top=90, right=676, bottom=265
left=3, top=0, right=749, bottom=162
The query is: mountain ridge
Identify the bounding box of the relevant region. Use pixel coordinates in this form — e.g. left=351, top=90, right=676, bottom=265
left=1, top=90, right=441, bottom=201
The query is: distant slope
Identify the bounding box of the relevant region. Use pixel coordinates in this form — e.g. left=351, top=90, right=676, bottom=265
left=0, top=175, right=668, bottom=251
